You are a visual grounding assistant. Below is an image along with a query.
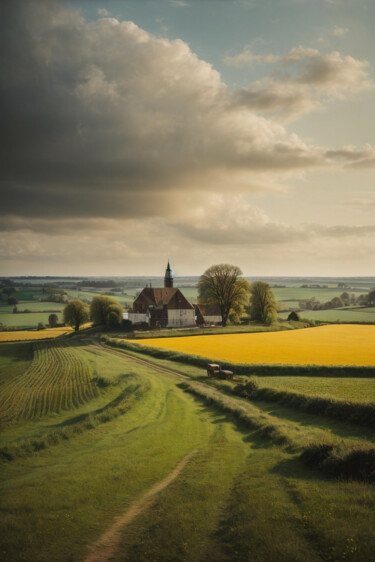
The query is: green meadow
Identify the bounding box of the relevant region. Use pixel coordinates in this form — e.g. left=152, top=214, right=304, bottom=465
left=1, top=336, right=374, bottom=561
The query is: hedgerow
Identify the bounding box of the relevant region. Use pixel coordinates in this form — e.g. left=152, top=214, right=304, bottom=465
left=179, top=381, right=375, bottom=483
left=232, top=382, right=375, bottom=428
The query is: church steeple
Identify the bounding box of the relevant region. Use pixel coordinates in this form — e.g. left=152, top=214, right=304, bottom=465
left=164, top=260, right=174, bottom=288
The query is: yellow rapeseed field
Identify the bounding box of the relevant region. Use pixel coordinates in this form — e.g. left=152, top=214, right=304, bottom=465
left=0, top=327, right=72, bottom=342
left=137, top=325, right=375, bottom=366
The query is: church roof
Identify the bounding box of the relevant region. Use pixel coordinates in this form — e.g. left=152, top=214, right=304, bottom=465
left=133, top=287, right=194, bottom=310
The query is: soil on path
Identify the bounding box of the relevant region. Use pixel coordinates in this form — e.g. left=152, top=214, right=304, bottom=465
left=84, top=450, right=197, bottom=562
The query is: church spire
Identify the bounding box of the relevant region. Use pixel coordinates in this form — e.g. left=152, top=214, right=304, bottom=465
left=164, top=260, right=174, bottom=288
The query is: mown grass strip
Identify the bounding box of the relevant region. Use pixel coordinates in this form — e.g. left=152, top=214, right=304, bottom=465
left=180, top=381, right=375, bottom=483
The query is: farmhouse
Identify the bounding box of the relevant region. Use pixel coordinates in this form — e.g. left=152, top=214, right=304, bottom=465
left=128, top=262, right=196, bottom=328
left=194, top=304, right=222, bottom=326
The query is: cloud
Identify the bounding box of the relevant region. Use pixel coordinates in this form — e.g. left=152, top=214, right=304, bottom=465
left=1, top=1, right=338, bottom=224
left=232, top=46, right=373, bottom=121
left=223, top=48, right=280, bottom=67
left=332, top=26, right=349, bottom=37
left=325, top=145, right=375, bottom=168
left=97, top=8, right=109, bottom=17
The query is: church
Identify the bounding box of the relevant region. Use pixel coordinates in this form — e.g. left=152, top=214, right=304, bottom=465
left=128, top=262, right=196, bottom=329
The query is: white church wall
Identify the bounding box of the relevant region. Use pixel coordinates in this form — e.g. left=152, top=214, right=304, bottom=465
left=168, top=309, right=195, bottom=328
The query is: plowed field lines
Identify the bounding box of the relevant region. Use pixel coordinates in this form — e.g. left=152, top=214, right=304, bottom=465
left=0, top=341, right=99, bottom=422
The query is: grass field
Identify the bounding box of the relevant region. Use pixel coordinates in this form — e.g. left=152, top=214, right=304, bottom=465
left=1, top=338, right=375, bottom=560
left=256, top=376, right=375, bottom=403
left=136, top=324, right=375, bottom=367
left=279, top=307, right=375, bottom=323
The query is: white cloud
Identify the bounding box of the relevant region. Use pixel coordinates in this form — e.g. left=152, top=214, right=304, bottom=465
left=233, top=46, right=373, bottom=121
left=97, top=8, right=109, bottom=17
left=224, top=48, right=280, bottom=67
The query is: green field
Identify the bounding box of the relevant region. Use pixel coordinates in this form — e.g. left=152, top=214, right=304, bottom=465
left=1, top=336, right=375, bottom=561
left=278, top=307, right=375, bottom=323
left=0, top=311, right=63, bottom=328
left=256, top=376, right=375, bottom=403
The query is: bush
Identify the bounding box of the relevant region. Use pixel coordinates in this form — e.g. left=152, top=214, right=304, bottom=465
left=90, top=295, right=123, bottom=327
left=300, top=443, right=375, bottom=482
left=37, top=322, right=46, bottom=330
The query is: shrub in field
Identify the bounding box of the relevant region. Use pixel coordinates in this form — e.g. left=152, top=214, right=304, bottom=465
left=233, top=377, right=259, bottom=398
left=90, top=295, right=122, bottom=327
left=248, top=281, right=278, bottom=324
left=48, top=313, right=58, bottom=328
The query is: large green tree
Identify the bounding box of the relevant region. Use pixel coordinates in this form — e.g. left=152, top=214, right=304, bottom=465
left=63, top=299, right=90, bottom=332
left=90, top=295, right=123, bottom=327
left=198, top=264, right=251, bottom=327
left=248, top=281, right=277, bottom=324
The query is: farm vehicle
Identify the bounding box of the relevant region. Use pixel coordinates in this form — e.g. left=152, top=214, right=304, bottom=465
left=206, top=363, right=234, bottom=380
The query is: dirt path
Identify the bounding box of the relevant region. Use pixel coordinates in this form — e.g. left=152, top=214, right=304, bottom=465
left=84, top=449, right=197, bottom=562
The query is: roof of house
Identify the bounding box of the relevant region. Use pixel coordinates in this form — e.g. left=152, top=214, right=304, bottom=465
left=133, top=287, right=194, bottom=310
left=194, top=303, right=222, bottom=316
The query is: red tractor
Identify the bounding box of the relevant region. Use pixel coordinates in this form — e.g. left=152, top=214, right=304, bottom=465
left=206, top=364, right=234, bottom=380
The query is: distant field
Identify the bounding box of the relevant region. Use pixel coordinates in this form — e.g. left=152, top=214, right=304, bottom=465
left=65, top=289, right=135, bottom=307
left=278, top=307, right=375, bottom=323
left=272, top=287, right=366, bottom=304
left=137, top=325, right=375, bottom=367
left=0, top=301, right=63, bottom=313
left=0, top=311, right=64, bottom=328
left=0, top=327, right=71, bottom=342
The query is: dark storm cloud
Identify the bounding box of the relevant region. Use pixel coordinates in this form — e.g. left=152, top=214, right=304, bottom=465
left=0, top=1, right=335, bottom=225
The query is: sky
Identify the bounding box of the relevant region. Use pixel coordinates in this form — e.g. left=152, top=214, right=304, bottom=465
left=1, top=0, right=374, bottom=277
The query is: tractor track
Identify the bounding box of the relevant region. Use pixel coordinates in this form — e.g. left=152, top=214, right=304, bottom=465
left=86, top=339, right=192, bottom=382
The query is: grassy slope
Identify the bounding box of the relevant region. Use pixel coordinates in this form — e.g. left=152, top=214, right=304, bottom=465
left=1, top=342, right=375, bottom=561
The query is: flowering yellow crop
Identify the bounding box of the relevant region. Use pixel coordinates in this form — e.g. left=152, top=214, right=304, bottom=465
left=137, top=325, right=375, bottom=366
left=0, top=327, right=72, bottom=342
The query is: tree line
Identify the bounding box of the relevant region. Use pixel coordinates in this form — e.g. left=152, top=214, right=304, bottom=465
left=63, top=295, right=123, bottom=331
left=198, top=264, right=277, bottom=327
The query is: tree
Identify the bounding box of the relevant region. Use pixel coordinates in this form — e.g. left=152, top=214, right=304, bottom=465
left=63, top=299, right=90, bottom=332
left=90, top=295, right=123, bottom=327
left=198, top=264, right=251, bottom=327
left=7, top=296, right=18, bottom=305
left=48, top=313, right=58, bottom=328
left=248, top=281, right=277, bottom=324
